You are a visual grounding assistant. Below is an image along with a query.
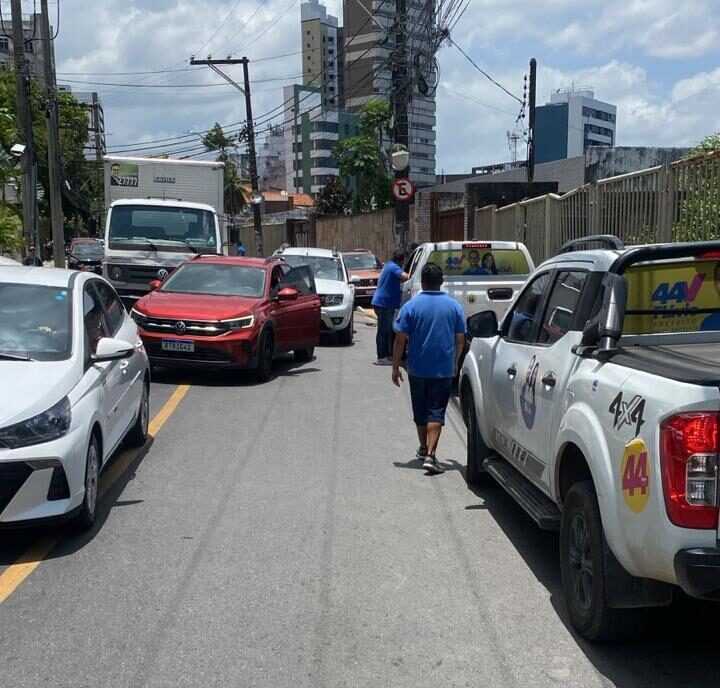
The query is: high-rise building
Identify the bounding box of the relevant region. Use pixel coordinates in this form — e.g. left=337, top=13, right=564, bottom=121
left=535, top=89, right=617, bottom=164
left=343, top=0, right=437, bottom=186
left=301, top=0, right=343, bottom=108
left=283, top=84, right=359, bottom=195
left=0, top=14, right=53, bottom=86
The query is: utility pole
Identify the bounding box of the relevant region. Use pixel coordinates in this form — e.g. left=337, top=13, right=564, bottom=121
left=527, top=57, right=537, bottom=187
left=10, top=0, right=37, bottom=254
left=190, top=56, right=263, bottom=256
left=40, top=0, right=65, bottom=267
left=392, top=0, right=411, bottom=251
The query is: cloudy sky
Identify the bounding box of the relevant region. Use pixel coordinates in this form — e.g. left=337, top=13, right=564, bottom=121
left=53, top=0, right=720, bottom=172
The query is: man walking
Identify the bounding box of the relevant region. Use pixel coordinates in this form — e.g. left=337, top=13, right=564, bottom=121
left=392, top=263, right=466, bottom=474
left=371, top=248, right=408, bottom=365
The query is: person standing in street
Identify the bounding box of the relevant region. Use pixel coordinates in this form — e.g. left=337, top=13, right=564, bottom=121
left=23, top=246, right=43, bottom=267
left=392, top=263, right=466, bottom=474
left=236, top=240, right=247, bottom=256
left=371, top=248, right=408, bottom=365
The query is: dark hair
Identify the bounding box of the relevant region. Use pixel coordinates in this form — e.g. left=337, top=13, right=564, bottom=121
left=481, top=252, right=498, bottom=275
left=392, top=249, right=405, bottom=265
left=421, top=262, right=443, bottom=290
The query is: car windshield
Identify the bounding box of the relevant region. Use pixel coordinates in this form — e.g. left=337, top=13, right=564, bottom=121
left=0, top=283, right=72, bottom=360
left=283, top=255, right=344, bottom=281
left=161, top=263, right=266, bottom=297
left=71, top=242, right=104, bottom=259
left=344, top=254, right=377, bottom=270
left=428, top=246, right=531, bottom=278
left=108, top=205, right=217, bottom=253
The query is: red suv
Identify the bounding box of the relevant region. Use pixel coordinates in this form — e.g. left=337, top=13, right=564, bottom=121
left=131, top=256, right=320, bottom=380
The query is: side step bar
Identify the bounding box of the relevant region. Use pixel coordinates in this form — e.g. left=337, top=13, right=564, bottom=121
left=483, top=457, right=561, bottom=531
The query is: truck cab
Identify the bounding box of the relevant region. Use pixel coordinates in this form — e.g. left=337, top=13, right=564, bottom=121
left=104, top=199, right=222, bottom=304
left=460, top=235, right=720, bottom=641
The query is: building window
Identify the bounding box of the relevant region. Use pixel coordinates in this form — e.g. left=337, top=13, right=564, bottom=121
left=582, top=106, right=616, bottom=123
left=0, top=38, right=8, bottom=52
left=328, top=36, right=334, bottom=42
left=307, top=30, right=311, bottom=35
left=24, top=40, right=33, bottom=53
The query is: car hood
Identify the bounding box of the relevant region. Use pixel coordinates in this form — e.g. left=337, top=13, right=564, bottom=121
left=136, top=291, right=259, bottom=321
left=349, top=269, right=380, bottom=279
left=0, top=361, right=76, bottom=428
left=314, top=278, right=351, bottom=296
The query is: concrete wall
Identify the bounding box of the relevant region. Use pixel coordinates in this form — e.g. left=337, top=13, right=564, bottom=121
left=584, top=146, right=691, bottom=182
left=237, top=223, right=288, bottom=257
left=314, top=209, right=416, bottom=260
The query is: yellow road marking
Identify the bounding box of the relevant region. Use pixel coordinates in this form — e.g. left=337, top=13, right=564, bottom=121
left=0, top=384, right=190, bottom=604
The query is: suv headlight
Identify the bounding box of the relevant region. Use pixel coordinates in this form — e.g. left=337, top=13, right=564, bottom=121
left=321, top=294, right=344, bottom=307
left=130, top=308, right=148, bottom=327
left=0, top=397, right=72, bottom=449
left=222, top=315, right=255, bottom=330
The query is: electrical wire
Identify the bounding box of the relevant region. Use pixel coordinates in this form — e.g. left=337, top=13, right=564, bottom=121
left=57, top=74, right=303, bottom=89
left=448, top=37, right=523, bottom=105
left=191, top=0, right=246, bottom=58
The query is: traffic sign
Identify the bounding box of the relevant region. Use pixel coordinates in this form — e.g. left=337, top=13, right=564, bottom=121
left=392, top=178, right=415, bottom=202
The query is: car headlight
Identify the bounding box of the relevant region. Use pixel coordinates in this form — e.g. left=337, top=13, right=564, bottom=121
left=130, top=308, right=148, bottom=327
left=321, top=294, right=344, bottom=307
left=109, top=265, right=124, bottom=282
left=0, top=397, right=72, bottom=449
left=222, top=315, right=255, bottom=330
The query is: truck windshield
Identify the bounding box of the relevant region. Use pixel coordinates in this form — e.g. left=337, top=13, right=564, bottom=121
left=624, top=259, right=720, bottom=335
left=108, top=205, right=217, bottom=252
left=282, top=255, right=344, bottom=281
left=428, top=246, right=530, bottom=278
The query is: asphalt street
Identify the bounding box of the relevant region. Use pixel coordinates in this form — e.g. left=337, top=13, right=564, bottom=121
left=0, top=310, right=718, bottom=688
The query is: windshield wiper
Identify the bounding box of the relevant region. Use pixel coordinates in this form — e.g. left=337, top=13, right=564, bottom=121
left=0, top=351, right=33, bottom=361
left=181, top=240, right=198, bottom=254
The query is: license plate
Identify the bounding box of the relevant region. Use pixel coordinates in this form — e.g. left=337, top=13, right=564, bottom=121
left=161, top=339, right=194, bottom=353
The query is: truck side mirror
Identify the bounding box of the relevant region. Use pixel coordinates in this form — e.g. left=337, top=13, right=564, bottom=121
left=576, top=274, right=627, bottom=359
left=467, top=310, right=499, bottom=338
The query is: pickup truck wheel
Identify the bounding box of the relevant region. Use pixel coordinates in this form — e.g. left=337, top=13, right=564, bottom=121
left=466, top=392, right=492, bottom=487
left=560, top=481, right=642, bottom=642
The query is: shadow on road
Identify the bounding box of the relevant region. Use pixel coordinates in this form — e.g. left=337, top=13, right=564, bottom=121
left=467, top=482, right=720, bottom=688
left=0, top=437, right=155, bottom=567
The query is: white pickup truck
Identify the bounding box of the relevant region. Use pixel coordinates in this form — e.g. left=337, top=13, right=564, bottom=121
left=460, top=235, right=720, bottom=641
left=402, top=241, right=534, bottom=321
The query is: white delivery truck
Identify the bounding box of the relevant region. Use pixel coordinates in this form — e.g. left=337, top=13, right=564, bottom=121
left=103, top=156, right=226, bottom=303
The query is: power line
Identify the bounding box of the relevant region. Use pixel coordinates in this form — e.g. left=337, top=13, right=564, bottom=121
left=191, top=0, right=246, bottom=58
left=439, top=84, right=516, bottom=115
left=448, top=37, right=523, bottom=104
left=57, top=74, right=303, bottom=89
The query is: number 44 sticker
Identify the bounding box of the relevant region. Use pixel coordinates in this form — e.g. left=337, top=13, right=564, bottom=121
left=621, top=438, right=650, bottom=513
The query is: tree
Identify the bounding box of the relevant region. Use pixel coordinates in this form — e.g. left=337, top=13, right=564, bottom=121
left=0, top=202, right=22, bottom=252
left=674, top=132, right=720, bottom=242
left=333, top=100, right=392, bottom=213
left=201, top=123, right=246, bottom=215
left=316, top=177, right=349, bottom=215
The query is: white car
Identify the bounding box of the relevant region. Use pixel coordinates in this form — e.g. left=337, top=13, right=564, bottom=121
left=0, top=267, right=150, bottom=529
left=278, top=247, right=355, bottom=345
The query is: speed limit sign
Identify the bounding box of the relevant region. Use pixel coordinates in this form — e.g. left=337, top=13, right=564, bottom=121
left=392, top=178, right=415, bottom=202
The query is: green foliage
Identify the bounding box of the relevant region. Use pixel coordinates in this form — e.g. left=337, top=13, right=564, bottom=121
left=201, top=123, right=245, bottom=215
left=333, top=101, right=392, bottom=213
left=673, top=133, right=720, bottom=242
left=316, top=177, right=349, bottom=215
left=0, top=202, right=21, bottom=251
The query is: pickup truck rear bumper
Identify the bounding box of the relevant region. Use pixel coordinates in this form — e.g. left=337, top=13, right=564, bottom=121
left=675, top=548, right=720, bottom=600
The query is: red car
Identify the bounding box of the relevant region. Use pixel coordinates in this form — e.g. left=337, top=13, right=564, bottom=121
left=131, top=256, right=320, bottom=380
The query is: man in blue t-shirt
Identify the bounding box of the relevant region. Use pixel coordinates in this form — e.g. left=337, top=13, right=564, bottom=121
left=392, top=262, right=466, bottom=474
left=371, top=249, right=409, bottom=364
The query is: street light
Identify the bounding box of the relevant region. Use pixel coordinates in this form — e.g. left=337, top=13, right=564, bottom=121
left=10, top=143, right=26, bottom=158
left=391, top=144, right=410, bottom=172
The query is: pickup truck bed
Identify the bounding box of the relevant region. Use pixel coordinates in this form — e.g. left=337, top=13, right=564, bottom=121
left=614, top=343, right=720, bottom=386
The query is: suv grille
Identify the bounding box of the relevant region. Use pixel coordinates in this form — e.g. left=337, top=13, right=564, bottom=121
left=141, top=317, right=230, bottom=337
left=110, top=265, right=175, bottom=283
left=358, top=278, right=377, bottom=287
left=0, top=463, right=33, bottom=513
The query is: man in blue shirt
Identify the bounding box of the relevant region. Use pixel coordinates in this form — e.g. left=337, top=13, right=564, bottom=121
left=392, top=262, right=466, bottom=474
left=371, top=248, right=409, bottom=364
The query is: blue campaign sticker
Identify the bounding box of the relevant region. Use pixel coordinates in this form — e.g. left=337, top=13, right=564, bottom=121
left=55, top=290, right=67, bottom=301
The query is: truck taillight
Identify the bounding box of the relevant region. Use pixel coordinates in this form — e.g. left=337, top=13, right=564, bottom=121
left=660, top=413, right=719, bottom=529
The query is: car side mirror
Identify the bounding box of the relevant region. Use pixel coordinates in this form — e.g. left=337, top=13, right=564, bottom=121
left=467, top=310, right=499, bottom=338
left=92, top=337, right=134, bottom=363
left=277, top=286, right=299, bottom=301
left=148, top=279, right=162, bottom=291
left=350, top=275, right=361, bottom=285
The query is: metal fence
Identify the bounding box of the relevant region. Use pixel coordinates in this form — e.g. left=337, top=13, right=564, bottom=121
left=472, top=150, right=720, bottom=263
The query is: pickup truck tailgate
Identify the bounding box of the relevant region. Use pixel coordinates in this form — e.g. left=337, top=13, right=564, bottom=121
left=443, top=277, right=525, bottom=320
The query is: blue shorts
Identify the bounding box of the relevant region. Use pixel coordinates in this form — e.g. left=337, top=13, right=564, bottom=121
left=409, top=376, right=453, bottom=426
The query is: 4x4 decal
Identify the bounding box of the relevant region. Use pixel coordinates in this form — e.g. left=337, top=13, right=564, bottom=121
left=609, top=392, right=646, bottom=437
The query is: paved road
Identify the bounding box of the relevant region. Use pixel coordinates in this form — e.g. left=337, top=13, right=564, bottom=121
left=0, top=312, right=717, bottom=687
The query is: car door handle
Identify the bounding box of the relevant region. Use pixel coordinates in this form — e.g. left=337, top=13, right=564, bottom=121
left=542, top=373, right=557, bottom=388
left=506, top=366, right=517, bottom=378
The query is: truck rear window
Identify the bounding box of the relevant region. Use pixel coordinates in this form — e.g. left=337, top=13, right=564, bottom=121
left=624, top=259, right=720, bottom=334
left=427, top=247, right=530, bottom=278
